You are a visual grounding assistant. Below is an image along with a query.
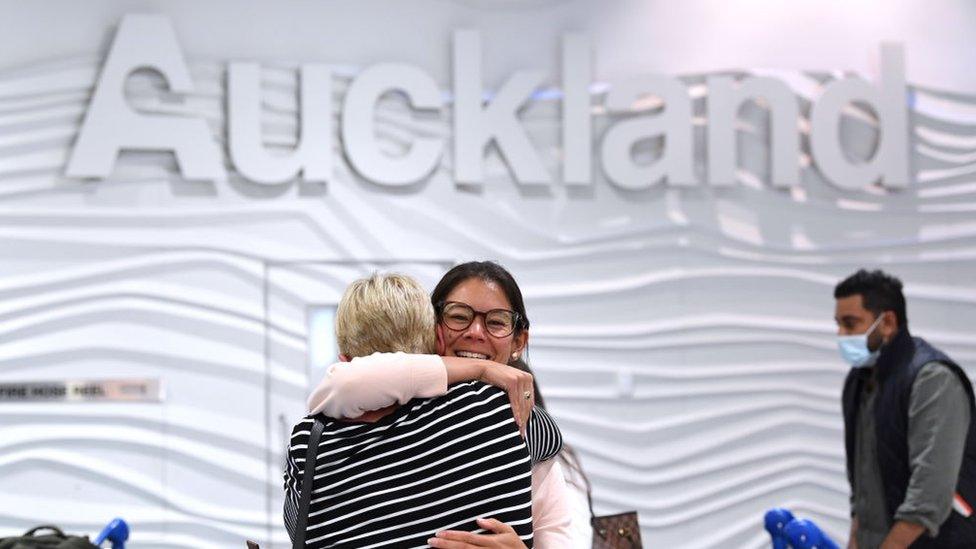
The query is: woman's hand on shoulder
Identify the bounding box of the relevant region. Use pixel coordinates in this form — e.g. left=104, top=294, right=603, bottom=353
left=429, top=518, right=528, bottom=549
left=443, top=357, right=534, bottom=436
left=478, top=363, right=534, bottom=436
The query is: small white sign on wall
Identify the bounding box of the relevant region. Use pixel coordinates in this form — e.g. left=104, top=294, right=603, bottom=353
left=0, top=379, right=164, bottom=403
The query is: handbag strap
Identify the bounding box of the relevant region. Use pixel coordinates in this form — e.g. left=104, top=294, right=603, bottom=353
left=587, top=483, right=598, bottom=521
left=293, top=417, right=325, bottom=549
left=583, top=469, right=605, bottom=528
left=562, top=450, right=598, bottom=521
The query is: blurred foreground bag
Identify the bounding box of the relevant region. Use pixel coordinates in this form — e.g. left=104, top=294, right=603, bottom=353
left=0, top=525, right=98, bottom=549
left=591, top=511, right=643, bottom=549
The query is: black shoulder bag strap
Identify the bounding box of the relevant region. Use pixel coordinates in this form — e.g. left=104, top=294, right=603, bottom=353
left=293, top=417, right=325, bottom=549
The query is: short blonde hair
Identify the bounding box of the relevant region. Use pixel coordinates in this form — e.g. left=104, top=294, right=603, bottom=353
left=335, top=272, right=437, bottom=359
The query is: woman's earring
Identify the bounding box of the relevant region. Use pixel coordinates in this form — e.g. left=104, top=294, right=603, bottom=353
left=511, top=352, right=519, bottom=360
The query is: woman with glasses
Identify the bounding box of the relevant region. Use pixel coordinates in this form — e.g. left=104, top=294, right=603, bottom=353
left=306, top=261, right=589, bottom=548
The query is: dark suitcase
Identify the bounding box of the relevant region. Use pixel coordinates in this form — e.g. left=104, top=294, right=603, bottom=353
left=0, top=525, right=99, bottom=549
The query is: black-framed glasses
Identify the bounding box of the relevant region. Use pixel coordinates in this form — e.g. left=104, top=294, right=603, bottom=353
left=437, top=301, right=521, bottom=338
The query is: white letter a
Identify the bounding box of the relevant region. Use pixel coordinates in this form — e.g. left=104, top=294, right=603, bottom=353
left=66, top=14, right=224, bottom=181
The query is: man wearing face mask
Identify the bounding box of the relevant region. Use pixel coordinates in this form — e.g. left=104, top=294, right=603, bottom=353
left=836, top=269, right=976, bottom=549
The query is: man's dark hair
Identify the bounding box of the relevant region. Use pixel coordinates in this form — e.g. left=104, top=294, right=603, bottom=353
left=834, top=269, right=908, bottom=328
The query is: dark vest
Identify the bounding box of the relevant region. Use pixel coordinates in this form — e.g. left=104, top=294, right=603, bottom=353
left=842, top=329, right=976, bottom=548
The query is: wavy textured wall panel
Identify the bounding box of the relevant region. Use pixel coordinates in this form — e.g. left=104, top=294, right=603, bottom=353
left=2, top=20, right=976, bottom=548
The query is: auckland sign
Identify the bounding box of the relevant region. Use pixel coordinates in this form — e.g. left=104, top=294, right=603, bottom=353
left=66, top=14, right=911, bottom=192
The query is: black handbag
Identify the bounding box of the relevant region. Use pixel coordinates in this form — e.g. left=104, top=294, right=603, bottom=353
left=0, top=525, right=99, bottom=549
left=292, top=417, right=325, bottom=549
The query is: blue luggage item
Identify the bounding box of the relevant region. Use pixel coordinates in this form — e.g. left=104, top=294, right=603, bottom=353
left=763, top=508, right=840, bottom=549
left=764, top=508, right=795, bottom=549
left=783, top=518, right=840, bottom=549
left=92, top=519, right=128, bottom=549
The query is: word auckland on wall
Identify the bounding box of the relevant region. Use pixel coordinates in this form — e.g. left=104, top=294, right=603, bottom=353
left=66, top=14, right=910, bottom=191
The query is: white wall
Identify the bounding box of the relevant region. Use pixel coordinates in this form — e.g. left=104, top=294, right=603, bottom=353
left=1, top=1, right=975, bottom=547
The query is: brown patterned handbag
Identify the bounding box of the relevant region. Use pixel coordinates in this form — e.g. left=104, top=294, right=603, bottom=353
left=587, top=481, right=643, bottom=548
left=591, top=511, right=643, bottom=549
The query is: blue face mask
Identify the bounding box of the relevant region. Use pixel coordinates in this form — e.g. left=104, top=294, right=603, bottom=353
left=837, top=315, right=884, bottom=368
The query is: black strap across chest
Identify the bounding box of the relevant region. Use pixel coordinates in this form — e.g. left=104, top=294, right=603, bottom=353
left=293, top=417, right=324, bottom=549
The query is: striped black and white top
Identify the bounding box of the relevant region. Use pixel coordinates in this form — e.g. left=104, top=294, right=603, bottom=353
left=283, top=380, right=563, bottom=548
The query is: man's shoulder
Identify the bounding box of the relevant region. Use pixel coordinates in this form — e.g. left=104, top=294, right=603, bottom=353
left=918, top=360, right=954, bottom=376
left=905, top=361, right=973, bottom=421
left=914, top=360, right=970, bottom=393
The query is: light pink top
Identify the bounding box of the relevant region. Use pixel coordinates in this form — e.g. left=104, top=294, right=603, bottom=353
left=306, top=352, right=574, bottom=548
left=307, top=352, right=447, bottom=417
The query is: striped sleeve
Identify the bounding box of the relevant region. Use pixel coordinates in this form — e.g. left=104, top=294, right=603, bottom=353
left=526, top=406, right=563, bottom=463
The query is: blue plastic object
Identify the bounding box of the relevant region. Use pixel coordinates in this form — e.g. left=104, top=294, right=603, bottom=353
left=783, top=518, right=840, bottom=549
left=93, top=518, right=129, bottom=549
left=763, top=508, right=796, bottom=549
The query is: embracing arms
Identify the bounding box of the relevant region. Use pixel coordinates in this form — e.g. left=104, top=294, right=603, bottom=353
left=307, top=352, right=536, bottom=433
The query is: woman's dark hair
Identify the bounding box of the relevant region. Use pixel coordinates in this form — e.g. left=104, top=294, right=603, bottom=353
left=431, top=261, right=530, bottom=337
left=511, top=358, right=591, bottom=493
left=432, top=261, right=591, bottom=492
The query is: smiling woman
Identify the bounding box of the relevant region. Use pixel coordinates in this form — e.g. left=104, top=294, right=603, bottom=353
left=431, top=267, right=530, bottom=366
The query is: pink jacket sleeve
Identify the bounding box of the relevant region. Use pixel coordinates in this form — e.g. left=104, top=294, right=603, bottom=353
left=306, top=352, right=447, bottom=418
left=531, top=459, right=574, bottom=548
